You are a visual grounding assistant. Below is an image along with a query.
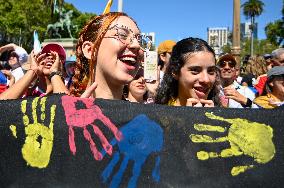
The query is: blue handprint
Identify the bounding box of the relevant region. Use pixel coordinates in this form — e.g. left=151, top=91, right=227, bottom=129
left=101, top=114, right=163, bottom=188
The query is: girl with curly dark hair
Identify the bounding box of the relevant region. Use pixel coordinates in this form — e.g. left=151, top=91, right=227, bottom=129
left=155, top=37, right=221, bottom=107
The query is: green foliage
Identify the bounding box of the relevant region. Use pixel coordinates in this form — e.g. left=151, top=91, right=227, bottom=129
left=221, top=44, right=232, bottom=54
left=265, top=21, right=284, bottom=46
left=223, top=38, right=278, bottom=61
left=149, top=44, right=156, bottom=51
left=72, top=13, right=97, bottom=38
left=242, top=0, right=264, bottom=56
left=0, top=0, right=51, bottom=51
left=265, top=1, right=284, bottom=46
left=242, top=0, right=264, bottom=19
left=43, top=2, right=96, bottom=40
left=43, top=0, right=64, bottom=17
left=240, top=38, right=278, bottom=57
left=0, top=0, right=96, bottom=52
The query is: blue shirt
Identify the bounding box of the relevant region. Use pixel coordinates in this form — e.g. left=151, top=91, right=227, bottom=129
left=0, top=71, right=7, bottom=84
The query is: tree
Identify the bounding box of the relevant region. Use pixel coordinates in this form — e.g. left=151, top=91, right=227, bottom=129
left=223, top=38, right=278, bottom=66
left=221, top=31, right=233, bottom=54
left=63, top=3, right=96, bottom=39
left=265, top=0, right=284, bottom=46
left=72, top=13, right=96, bottom=38
left=0, top=0, right=51, bottom=50
left=241, top=38, right=277, bottom=57
left=242, top=0, right=265, bottom=56
left=221, top=44, right=232, bottom=54
left=0, top=0, right=96, bottom=51
left=43, top=0, right=65, bottom=17
left=46, top=2, right=96, bottom=39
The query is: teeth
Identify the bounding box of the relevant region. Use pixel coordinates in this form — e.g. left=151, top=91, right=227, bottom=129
left=120, top=56, right=136, bottom=63
left=195, top=88, right=207, bottom=93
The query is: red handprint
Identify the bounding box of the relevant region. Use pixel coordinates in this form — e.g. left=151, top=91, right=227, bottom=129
left=61, top=95, right=122, bottom=160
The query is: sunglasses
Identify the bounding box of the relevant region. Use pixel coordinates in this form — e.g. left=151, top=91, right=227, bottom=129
left=219, top=61, right=236, bottom=69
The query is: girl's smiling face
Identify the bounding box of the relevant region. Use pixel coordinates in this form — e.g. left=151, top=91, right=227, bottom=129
left=95, top=16, right=143, bottom=86
left=177, top=51, right=217, bottom=100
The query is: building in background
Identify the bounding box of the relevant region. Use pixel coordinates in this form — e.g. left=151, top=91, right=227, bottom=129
left=241, top=22, right=258, bottom=40
left=207, top=27, right=229, bottom=56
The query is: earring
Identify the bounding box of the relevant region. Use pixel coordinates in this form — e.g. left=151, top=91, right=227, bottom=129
left=172, top=72, right=178, bottom=80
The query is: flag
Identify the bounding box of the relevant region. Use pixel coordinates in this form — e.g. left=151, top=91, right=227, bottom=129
left=33, top=30, right=42, bottom=55
left=103, top=0, right=113, bottom=14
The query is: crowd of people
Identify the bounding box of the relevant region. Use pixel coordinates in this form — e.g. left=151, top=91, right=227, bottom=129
left=0, top=12, right=283, bottom=109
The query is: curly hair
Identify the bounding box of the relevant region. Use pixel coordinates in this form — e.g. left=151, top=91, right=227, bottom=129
left=155, top=37, right=221, bottom=106
left=245, top=55, right=267, bottom=78
left=69, top=12, right=136, bottom=96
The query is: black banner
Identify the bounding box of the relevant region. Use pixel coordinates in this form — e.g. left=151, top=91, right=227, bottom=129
left=0, top=94, right=283, bottom=188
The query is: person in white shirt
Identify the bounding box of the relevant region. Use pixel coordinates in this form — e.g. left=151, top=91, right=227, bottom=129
left=0, top=43, right=28, bottom=82
left=218, top=54, right=257, bottom=108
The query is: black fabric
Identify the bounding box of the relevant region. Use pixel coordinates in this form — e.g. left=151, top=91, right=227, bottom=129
left=241, top=73, right=255, bottom=87
left=0, top=94, right=283, bottom=188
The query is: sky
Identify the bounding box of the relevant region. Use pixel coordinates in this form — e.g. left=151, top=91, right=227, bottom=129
left=65, top=0, right=282, bottom=46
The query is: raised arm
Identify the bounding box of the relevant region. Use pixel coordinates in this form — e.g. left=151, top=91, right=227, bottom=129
left=0, top=52, right=42, bottom=100
left=0, top=43, right=17, bottom=53
left=48, top=51, right=70, bottom=95
left=1, top=70, right=15, bottom=87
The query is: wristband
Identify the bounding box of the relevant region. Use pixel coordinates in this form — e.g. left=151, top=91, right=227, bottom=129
left=49, top=71, right=63, bottom=81
left=243, top=98, right=252, bottom=107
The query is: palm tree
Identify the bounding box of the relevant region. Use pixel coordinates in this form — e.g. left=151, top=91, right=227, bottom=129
left=242, top=0, right=264, bottom=56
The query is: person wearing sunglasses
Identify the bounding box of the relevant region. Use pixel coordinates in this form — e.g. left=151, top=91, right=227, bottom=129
left=217, top=54, right=257, bottom=108
left=254, top=66, right=284, bottom=108
left=69, top=12, right=144, bottom=99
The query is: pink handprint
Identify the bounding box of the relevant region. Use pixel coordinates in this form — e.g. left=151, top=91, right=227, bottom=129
left=61, top=95, right=122, bottom=160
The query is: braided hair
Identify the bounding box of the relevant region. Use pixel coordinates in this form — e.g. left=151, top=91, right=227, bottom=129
left=70, top=12, right=135, bottom=96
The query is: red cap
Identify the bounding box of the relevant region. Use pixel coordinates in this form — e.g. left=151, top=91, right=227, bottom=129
left=42, top=43, right=66, bottom=62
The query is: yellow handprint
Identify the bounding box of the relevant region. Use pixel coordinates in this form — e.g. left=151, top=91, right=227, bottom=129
left=10, top=97, right=56, bottom=168
left=189, top=112, right=275, bottom=176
